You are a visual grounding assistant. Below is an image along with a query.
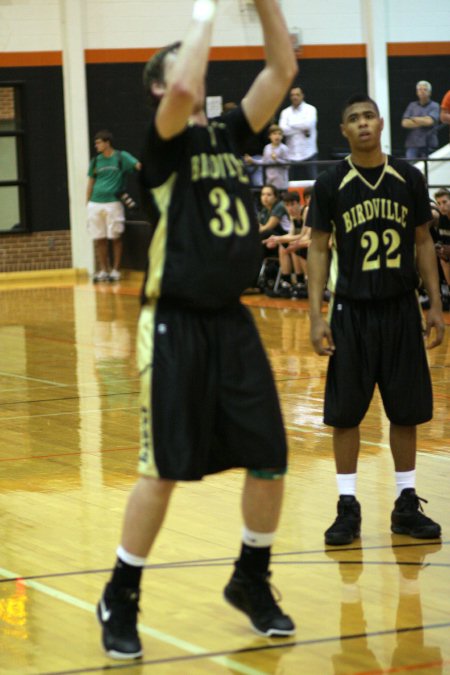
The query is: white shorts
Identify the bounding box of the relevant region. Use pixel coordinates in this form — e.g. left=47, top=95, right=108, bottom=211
left=87, top=201, right=125, bottom=240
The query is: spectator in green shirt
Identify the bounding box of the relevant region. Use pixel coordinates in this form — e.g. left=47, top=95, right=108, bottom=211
left=86, top=130, right=141, bottom=282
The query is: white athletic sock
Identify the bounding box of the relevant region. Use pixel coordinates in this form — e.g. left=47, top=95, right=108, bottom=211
left=116, top=545, right=146, bottom=567
left=395, top=470, right=416, bottom=498
left=336, top=473, right=357, bottom=496
left=242, top=527, right=275, bottom=548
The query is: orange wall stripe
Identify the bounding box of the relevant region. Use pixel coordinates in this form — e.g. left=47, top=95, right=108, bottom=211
left=0, top=52, right=62, bottom=67
left=84, top=44, right=366, bottom=63
left=85, top=48, right=156, bottom=63
left=388, top=41, right=450, bottom=56
left=1, top=42, right=449, bottom=69
left=300, top=44, right=366, bottom=59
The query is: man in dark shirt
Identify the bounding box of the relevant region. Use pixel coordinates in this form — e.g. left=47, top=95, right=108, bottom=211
left=308, top=93, right=444, bottom=547
left=96, top=0, right=298, bottom=660
left=401, top=81, right=440, bottom=159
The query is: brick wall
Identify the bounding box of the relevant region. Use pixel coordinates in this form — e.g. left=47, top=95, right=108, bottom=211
left=0, top=87, right=14, bottom=121
left=0, top=231, right=72, bottom=272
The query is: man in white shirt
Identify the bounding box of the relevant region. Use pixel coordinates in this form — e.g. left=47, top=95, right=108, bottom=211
left=279, top=86, right=318, bottom=180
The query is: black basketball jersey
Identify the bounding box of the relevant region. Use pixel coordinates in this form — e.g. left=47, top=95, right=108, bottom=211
left=309, top=156, right=432, bottom=299
left=139, top=106, right=261, bottom=309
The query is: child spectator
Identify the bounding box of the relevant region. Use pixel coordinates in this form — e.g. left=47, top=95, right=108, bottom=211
left=245, top=124, right=290, bottom=190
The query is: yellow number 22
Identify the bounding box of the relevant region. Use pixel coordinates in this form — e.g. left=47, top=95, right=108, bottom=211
left=361, top=228, right=401, bottom=271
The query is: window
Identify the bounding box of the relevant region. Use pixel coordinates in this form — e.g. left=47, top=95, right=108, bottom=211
left=0, top=84, right=27, bottom=232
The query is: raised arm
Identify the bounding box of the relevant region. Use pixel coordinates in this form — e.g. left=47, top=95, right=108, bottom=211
left=155, top=0, right=217, bottom=139
left=241, top=0, right=298, bottom=133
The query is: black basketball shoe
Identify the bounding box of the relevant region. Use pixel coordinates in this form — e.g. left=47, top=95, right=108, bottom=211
left=391, top=488, right=441, bottom=539
left=97, top=583, right=142, bottom=660
left=224, top=567, right=295, bottom=637
left=325, top=496, right=361, bottom=546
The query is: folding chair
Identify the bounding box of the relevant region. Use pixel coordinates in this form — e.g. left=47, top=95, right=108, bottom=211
left=256, top=256, right=282, bottom=294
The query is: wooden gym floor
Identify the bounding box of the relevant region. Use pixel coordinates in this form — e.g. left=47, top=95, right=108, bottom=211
left=0, top=274, right=449, bottom=674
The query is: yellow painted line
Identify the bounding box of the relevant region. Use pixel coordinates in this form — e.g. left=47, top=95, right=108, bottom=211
left=0, top=567, right=267, bottom=675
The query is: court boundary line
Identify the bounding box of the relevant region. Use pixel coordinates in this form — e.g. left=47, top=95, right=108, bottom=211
left=32, top=616, right=450, bottom=675
left=0, top=566, right=266, bottom=675
left=0, top=541, right=447, bottom=584
left=1, top=561, right=448, bottom=675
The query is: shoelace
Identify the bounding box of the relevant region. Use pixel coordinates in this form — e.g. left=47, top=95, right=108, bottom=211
left=402, top=493, right=428, bottom=512
left=246, top=575, right=283, bottom=613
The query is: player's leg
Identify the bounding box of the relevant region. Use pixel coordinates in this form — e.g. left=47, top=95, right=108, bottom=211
left=97, top=303, right=213, bottom=659
left=323, top=299, right=375, bottom=546
left=389, top=423, right=440, bottom=538
left=224, top=471, right=295, bottom=637
left=379, top=293, right=440, bottom=539
left=324, top=426, right=362, bottom=546
left=217, top=305, right=295, bottom=636
left=97, top=477, right=175, bottom=659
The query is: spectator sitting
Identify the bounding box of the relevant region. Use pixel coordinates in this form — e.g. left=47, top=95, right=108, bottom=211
left=263, top=191, right=310, bottom=294
left=401, top=81, right=440, bottom=159
left=433, top=188, right=450, bottom=310
left=258, top=184, right=290, bottom=237
left=244, top=124, right=290, bottom=190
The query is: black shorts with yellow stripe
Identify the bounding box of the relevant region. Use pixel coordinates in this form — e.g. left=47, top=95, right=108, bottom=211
left=137, top=300, right=287, bottom=480
left=324, top=291, right=432, bottom=428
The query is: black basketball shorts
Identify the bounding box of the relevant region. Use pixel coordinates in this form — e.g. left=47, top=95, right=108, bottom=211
left=324, top=292, right=433, bottom=428
left=137, top=300, right=287, bottom=480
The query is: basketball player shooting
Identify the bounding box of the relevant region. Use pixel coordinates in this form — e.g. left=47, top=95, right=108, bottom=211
left=97, top=0, right=298, bottom=660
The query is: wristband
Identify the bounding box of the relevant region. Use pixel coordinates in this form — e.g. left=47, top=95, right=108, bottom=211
left=192, top=0, right=216, bottom=22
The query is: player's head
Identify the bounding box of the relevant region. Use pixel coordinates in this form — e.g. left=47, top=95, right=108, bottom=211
left=143, top=42, right=182, bottom=110
left=94, top=130, right=113, bottom=153
left=341, top=94, right=380, bottom=121
left=340, top=94, right=383, bottom=152
left=434, top=188, right=450, bottom=215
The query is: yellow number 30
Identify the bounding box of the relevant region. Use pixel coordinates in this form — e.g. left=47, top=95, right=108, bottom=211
left=209, top=187, right=250, bottom=238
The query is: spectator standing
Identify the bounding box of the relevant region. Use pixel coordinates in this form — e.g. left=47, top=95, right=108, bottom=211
left=96, top=0, right=298, bottom=661
left=244, top=124, right=290, bottom=190
left=279, top=86, right=318, bottom=180
left=401, top=81, right=440, bottom=159
left=308, top=93, right=444, bottom=547
left=87, top=130, right=141, bottom=282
